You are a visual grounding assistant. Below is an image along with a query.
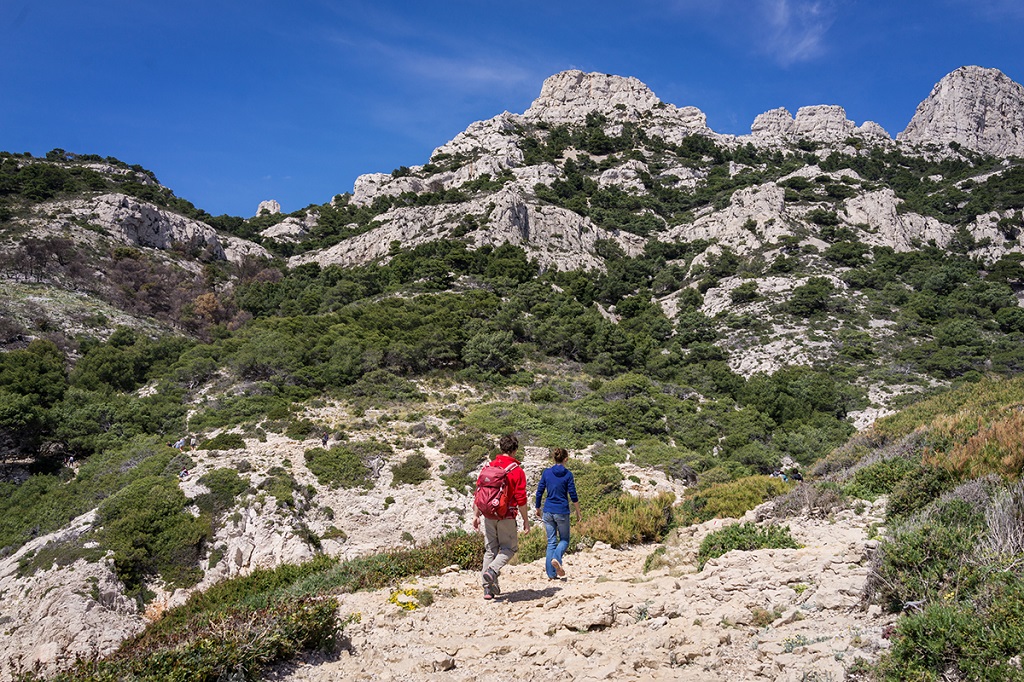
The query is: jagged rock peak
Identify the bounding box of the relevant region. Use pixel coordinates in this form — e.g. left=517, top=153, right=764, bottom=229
left=524, top=70, right=664, bottom=123
left=257, top=200, right=281, bottom=216
left=898, top=65, right=1024, bottom=157
left=750, top=105, right=890, bottom=144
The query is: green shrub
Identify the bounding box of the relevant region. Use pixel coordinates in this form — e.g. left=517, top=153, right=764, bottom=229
left=97, top=475, right=211, bottom=597
left=440, top=430, right=491, bottom=492
left=16, top=537, right=105, bottom=577
left=344, top=369, right=425, bottom=404
left=196, top=468, right=250, bottom=517
left=867, top=498, right=987, bottom=612
left=589, top=442, right=628, bottom=465
left=583, top=493, right=675, bottom=547
left=200, top=432, right=246, bottom=451
left=304, top=440, right=392, bottom=489
left=518, top=492, right=675, bottom=563
left=284, top=418, right=320, bottom=440
left=390, top=452, right=431, bottom=486
left=697, top=522, right=799, bottom=570
left=259, top=467, right=302, bottom=508
left=679, top=475, right=791, bottom=525
left=37, top=597, right=340, bottom=682
left=877, top=573, right=1024, bottom=681
left=843, top=456, right=918, bottom=501
left=887, top=464, right=960, bottom=519
left=630, top=440, right=700, bottom=479
left=696, top=462, right=754, bottom=489
left=568, top=461, right=625, bottom=517
left=643, top=546, right=669, bottom=574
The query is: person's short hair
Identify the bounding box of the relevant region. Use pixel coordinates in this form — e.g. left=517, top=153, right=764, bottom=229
left=551, top=447, right=569, bottom=463
left=499, top=433, right=518, bottom=454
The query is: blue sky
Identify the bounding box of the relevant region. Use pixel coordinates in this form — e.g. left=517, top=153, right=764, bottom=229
left=2, top=0, right=1022, bottom=217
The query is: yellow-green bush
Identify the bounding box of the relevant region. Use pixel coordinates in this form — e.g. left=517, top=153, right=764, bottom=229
left=517, top=493, right=675, bottom=563
left=678, top=475, right=791, bottom=525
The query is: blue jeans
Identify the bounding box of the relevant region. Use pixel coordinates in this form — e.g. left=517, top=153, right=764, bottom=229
left=543, top=512, right=570, bottom=579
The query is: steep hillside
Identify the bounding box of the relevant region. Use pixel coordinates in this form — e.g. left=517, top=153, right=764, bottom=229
left=2, top=65, right=1024, bottom=681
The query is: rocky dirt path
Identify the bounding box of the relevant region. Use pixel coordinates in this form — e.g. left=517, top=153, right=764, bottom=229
left=266, top=500, right=896, bottom=682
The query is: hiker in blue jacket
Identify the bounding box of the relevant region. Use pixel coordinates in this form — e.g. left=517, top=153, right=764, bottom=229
left=534, top=447, right=582, bottom=580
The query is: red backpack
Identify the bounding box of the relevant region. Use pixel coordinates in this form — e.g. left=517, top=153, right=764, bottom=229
left=474, top=461, right=519, bottom=519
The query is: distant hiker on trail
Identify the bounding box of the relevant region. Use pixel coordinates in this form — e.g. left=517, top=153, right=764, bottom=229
left=322, top=432, right=329, bottom=447
left=472, top=433, right=531, bottom=600
left=189, top=435, right=197, bottom=451
left=535, top=447, right=582, bottom=580
left=173, top=438, right=185, bottom=450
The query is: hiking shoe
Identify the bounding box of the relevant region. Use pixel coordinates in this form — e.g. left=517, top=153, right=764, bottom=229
left=482, top=567, right=499, bottom=589
left=551, top=558, right=565, bottom=577
left=483, top=585, right=493, bottom=600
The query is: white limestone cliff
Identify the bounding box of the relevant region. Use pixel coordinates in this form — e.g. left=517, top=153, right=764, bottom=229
left=60, top=194, right=270, bottom=264
left=292, top=186, right=646, bottom=272
left=898, top=65, right=1024, bottom=157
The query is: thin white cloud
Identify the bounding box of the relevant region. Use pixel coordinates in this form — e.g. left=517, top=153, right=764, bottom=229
left=662, top=0, right=841, bottom=66
left=948, top=0, right=1024, bottom=19
left=759, top=0, right=838, bottom=65
left=318, top=9, right=539, bottom=96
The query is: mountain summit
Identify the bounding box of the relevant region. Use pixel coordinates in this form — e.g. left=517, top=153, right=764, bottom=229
left=898, top=65, right=1024, bottom=156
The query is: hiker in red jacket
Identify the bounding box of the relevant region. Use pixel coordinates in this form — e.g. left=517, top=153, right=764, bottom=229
left=472, top=433, right=531, bottom=600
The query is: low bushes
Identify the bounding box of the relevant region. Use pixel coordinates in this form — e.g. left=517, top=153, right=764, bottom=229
left=877, top=573, right=1024, bottom=681
left=304, top=440, right=392, bottom=489
left=678, top=475, right=791, bottom=525
left=29, top=532, right=484, bottom=681
left=440, top=429, right=491, bottom=492
left=198, top=432, right=245, bottom=451
left=518, top=492, right=675, bottom=562
left=31, top=597, right=340, bottom=682
left=390, top=452, right=431, bottom=486
left=842, top=456, right=918, bottom=501
left=866, top=496, right=990, bottom=612
left=697, top=522, right=799, bottom=570
left=97, top=475, right=210, bottom=598
left=195, top=468, right=250, bottom=518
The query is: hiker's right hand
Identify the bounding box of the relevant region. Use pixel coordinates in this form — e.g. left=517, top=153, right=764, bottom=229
left=472, top=516, right=480, bottom=531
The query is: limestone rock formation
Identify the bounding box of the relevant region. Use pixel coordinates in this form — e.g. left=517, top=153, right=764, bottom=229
left=0, top=512, right=145, bottom=681
left=292, top=186, right=647, bottom=272
left=61, top=194, right=270, bottom=264
left=257, top=199, right=282, bottom=216
left=523, top=70, right=715, bottom=147
left=841, top=188, right=950, bottom=251
left=663, top=182, right=791, bottom=254
left=750, top=105, right=891, bottom=146
left=898, top=65, right=1024, bottom=157
left=260, top=209, right=320, bottom=243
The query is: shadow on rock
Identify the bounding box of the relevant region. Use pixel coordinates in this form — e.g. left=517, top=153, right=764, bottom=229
left=497, top=586, right=560, bottom=603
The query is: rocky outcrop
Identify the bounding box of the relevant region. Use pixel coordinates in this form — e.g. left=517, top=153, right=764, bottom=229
left=524, top=70, right=716, bottom=149
left=898, top=65, right=1024, bottom=157
left=257, top=200, right=282, bottom=216
left=429, top=112, right=527, bottom=170
left=261, top=210, right=320, bottom=243
left=0, top=512, right=145, bottom=681
left=292, top=186, right=647, bottom=271
left=841, top=188, right=950, bottom=251
left=61, top=194, right=270, bottom=264
left=750, top=106, right=891, bottom=146
left=662, top=182, right=792, bottom=254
